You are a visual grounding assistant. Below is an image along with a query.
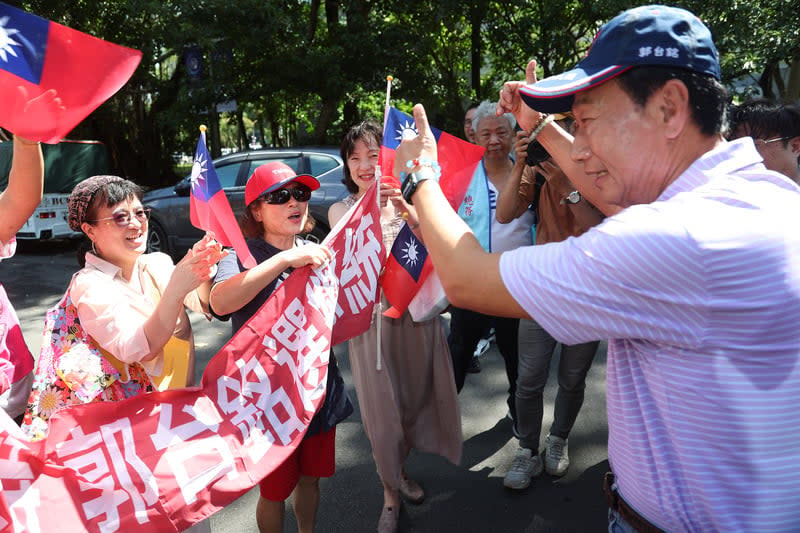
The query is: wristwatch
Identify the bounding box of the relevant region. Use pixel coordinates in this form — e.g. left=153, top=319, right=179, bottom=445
left=400, top=166, right=438, bottom=204
left=560, top=190, right=581, bottom=205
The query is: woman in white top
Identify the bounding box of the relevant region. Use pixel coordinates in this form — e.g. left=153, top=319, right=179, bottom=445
left=328, top=121, right=462, bottom=533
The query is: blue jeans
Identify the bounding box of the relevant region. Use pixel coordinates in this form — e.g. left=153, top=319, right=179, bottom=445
left=608, top=508, right=639, bottom=533
left=515, top=319, right=598, bottom=452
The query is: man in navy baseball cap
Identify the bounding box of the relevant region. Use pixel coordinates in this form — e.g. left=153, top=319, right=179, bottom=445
left=384, top=4, right=800, bottom=532
left=520, top=5, right=720, bottom=114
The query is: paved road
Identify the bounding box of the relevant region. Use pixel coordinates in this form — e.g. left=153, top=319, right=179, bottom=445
left=3, top=240, right=610, bottom=532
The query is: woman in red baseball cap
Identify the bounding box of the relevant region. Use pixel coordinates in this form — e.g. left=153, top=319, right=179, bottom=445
left=208, top=161, right=352, bottom=533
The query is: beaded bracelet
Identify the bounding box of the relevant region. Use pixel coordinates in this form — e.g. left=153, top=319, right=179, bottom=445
left=405, top=157, right=442, bottom=179
left=528, top=114, right=554, bottom=143
left=529, top=112, right=549, bottom=132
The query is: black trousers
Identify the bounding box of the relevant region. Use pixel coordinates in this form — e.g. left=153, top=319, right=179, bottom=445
left=448, top=307, right=519, bottom=419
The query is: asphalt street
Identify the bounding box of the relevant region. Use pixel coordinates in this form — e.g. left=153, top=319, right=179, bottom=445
left=3, top=239, right=610, bottom=532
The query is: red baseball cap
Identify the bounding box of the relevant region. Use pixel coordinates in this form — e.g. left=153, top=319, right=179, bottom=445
left=244, top=161, right=320, bottom=205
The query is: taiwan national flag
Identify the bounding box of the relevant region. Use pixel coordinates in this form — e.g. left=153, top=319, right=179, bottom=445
left=0, top=3, right=142, bottom=143
left=379, top=107, right=484, bottom=318
left=190, top=131, right=257, bottom=269
left=380, top=107, right=485, bottom=208
left=381, top=223, right=434, bottom=318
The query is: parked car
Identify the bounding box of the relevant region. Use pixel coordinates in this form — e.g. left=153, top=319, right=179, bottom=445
left=143, top=147, right=348, bottom=258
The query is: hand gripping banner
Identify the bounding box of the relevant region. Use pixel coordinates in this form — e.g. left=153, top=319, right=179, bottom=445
left=0, top=183, right=383, bottom=532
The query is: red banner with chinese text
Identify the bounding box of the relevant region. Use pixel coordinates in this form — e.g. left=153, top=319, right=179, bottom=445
left=0, top=184, right=382, bottom=532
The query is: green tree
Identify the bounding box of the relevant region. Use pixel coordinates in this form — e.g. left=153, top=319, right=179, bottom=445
left=7, top=0, right=797, bottom=192
left=682, top=0, right=800, bottom=100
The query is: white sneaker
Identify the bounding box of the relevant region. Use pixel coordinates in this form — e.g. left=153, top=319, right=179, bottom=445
left=503, top=447, right=543, bottom=490
left=544, top=434, right=570, bottom=476
left=473, top=338, right=491, bottom=357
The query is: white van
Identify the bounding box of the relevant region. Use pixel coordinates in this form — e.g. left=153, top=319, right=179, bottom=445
left=0, top=140, right=108, bottom=241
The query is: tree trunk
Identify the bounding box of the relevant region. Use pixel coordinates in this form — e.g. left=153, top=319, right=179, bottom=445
left=469, top=2, right=484, bottom=101
left=237, top=109, right=248, bottom=151
left=208, top=109, right=222, bottom=158
left=315, top=98, right=338, bottom=145
left=309, top=0, right=320, bottom=42
left=786, top=56, right=800, bottom=100
left=758, top=61, right=777, bottom=99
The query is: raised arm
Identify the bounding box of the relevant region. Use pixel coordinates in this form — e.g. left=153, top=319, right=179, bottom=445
left=535, top=160, right=606, bottom=228
left=141, top=241, right=223, bottom=360
left=0, top=136, right=44, bottom=243
left=209, top=243, right=332, bottom=316
left=497, top=60, right=618, bottom=217
left=73, top=243, right=224, bottom=364
left=395, top=105, right=528, bottom=319
left=496, top=131, right=535, bottom=223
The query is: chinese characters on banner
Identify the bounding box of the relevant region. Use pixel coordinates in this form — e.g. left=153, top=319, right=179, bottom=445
left=0, top=184, right=383, bottom=532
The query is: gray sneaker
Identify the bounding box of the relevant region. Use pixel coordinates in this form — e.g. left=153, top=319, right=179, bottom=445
left=544, top=434, right=569, bottom=476
left=503, top=447, right=543, bottom=490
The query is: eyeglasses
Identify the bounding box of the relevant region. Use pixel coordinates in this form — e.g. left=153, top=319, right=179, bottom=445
left=754, top=137, right=789, bottom=148
left=259, top=186, right=312, bottom=204
left=90, top=207, right=151, bottom=227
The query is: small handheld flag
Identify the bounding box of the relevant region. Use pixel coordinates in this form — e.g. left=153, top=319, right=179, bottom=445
left=190, top=126, right=257, bottom=269
left=0, top=2, right=142, bottom=143
left=378, top=107, right=484, bottom=318
left=380, top=107, right=485, bottom=209
left=380, top=223, right=434, bottom=318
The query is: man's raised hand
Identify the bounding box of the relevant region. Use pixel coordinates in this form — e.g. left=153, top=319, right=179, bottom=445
left=393, top=104, right=439, bottom=178
left=497, top=59, right=542, bottom=132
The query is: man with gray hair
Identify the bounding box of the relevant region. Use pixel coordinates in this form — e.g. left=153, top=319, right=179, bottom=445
left=447, top=101, right=532, bottom=436
left=395, top=5, right=800, bottom=531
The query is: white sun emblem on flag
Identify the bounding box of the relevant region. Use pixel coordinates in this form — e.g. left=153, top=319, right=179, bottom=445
left=190, top=153, right=207, bottom=186
left=401, top=237, right=420, bottom=267
left=394, top=120, right=418, bottom=144
left=0, top=17, right=22, bottom=62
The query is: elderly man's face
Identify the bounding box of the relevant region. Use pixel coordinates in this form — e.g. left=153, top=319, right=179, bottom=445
left=570, top=79, right=669, bottom=209
left=475, top=115, right=513, bottom=161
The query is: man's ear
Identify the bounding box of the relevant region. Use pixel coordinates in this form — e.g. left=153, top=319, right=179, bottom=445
left=657, top=79, right=691, bottom=140
left=788, top=136, right=800, bottom=158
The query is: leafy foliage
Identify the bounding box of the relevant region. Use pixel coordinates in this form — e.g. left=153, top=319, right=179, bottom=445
left=7, top=0, right=798, bottom=188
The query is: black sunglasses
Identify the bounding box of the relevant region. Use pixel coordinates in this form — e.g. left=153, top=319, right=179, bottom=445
left=259, top=186, right=312, bottom=204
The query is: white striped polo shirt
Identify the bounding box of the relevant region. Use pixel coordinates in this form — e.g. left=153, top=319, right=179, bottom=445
left=500, top=138, right=800, bottom=532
